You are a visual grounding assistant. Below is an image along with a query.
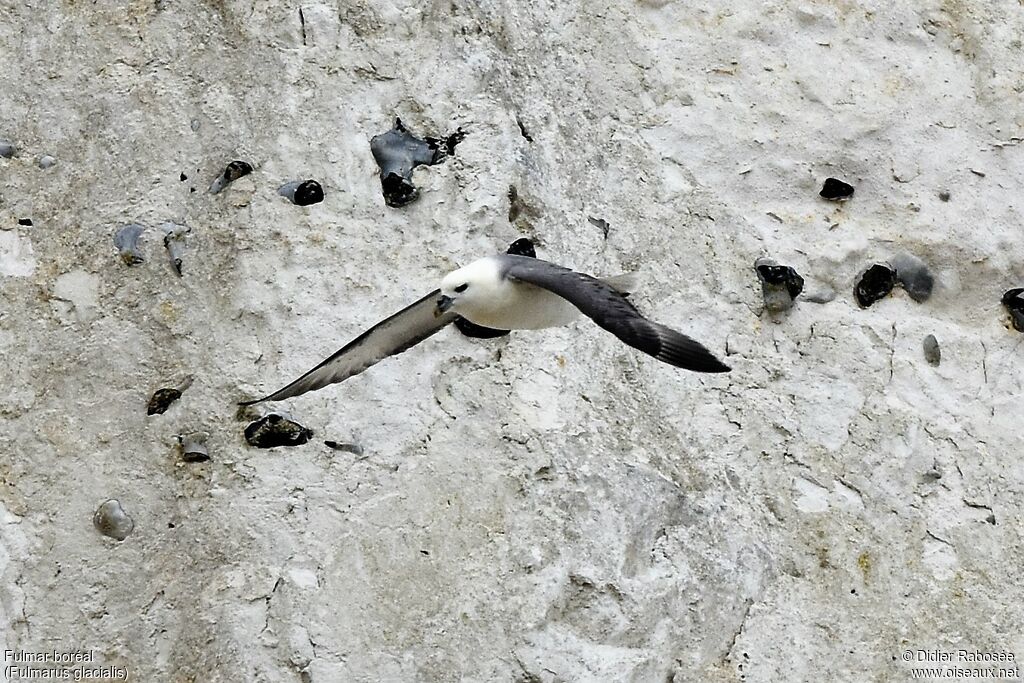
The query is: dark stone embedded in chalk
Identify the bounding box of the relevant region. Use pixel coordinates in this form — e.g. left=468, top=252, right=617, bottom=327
left=854, top=263, right=896, bottom=308
left=820, top=177, right=855, bottom=201
left=278, top=179, right=325, bottom=206
left=755, top=258, right=804, bottom=313
left=1003, top=288, right=1024, bottom=332
left=177, top=433, right=210, bottom=463
left=209, top=160, right=253, bottom=194
left=0, top=140, right=15, bottom=158
left=369, top=118, right=465, bottom=208
left=505, top=237, right=537, bottom=258
left=18, top=218, right=32, bottom=226
left=93, top=499, right=134, bottom=541
left=923, top=334, right=941, bottom=366
left=147, top=388, right=182, bottom=415
left=114, top=224, right=146, bottom=266
left=160, top=223, right=190, bottom=276
left=454, top=238, right=536, bottom=339
left=244, top=413, right=314, bottom=448
left=892, top=253, right=934, bottom=302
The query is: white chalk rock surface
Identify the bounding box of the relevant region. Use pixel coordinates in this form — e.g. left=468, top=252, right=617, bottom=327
left=0, top=2, right=1021, bottom=681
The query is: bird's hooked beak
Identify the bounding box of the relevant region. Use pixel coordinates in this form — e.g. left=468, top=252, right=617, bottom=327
left=435, top=294, right=454, bottom=317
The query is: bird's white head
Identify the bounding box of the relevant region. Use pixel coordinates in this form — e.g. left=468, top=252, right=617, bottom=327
left=436, top=257, right=502, bottom=316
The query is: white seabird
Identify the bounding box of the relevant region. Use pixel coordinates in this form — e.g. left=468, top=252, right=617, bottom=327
left=241, top=254, right=729, bottom=404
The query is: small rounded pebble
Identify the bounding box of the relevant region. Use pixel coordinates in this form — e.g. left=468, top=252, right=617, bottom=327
left=178, top=434, right=210, bottom=462
left=244, top=413, right=314, bottom=448
left=38, top=155, right=57, bottom=169
left=891, top=253, right=934, bottom=303
left=923, top=335, right=941, bottom=366
left=93, top=499, right=135, bottom=541
left=209, top=160, right=253, bottom=194
left=755, top=258, right=804, bottom=313
left=938, top=191, right=951, bottom=202
left=820, top=177, right=854, bottom=201
left=1002, top=288, right=1024, bottom=332
left=0, top=140, right=15, bottom=158
left=855, top=263, right=896, bottom=308
left=114, top=224, right=146, bottom=266
left=278, top=179, right=325, bottom=206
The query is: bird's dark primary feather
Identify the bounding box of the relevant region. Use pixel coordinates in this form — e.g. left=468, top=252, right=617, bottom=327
left=240, top=289, right=458, bottom=404
left=501, top=255, right=730, bottom=373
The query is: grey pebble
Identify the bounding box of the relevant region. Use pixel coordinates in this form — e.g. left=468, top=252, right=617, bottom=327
left=370, top=118, right=465, bottom=207
left=0, top=140, right=15, bottom=158
left=38, top=155, right=57, bottom=169
left=93, top=499, right=135, bottom=541
left=324, top=440, right=365, bottom=456
left=892, top=253, right=934, bottom=303
left=114, top=224, right=146, bottom=266
left=160, top=223, right=190, bottom=276
left=178, top=433, right=210, bottom=462
left=923, top=334, right=941, bottom=366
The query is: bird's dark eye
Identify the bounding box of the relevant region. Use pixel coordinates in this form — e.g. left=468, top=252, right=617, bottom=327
left=454, top=283, right=469, bottom=293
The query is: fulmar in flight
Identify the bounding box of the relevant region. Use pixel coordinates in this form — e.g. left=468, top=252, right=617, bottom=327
left=241, top=254, right=730, bottom=404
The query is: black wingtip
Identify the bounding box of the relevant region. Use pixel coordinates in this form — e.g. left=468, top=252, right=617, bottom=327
left=698, top=357, right=731, bottom=373
left=238, top=397, right=267, bottom=407
left=652, top=326, right=732, bottom=374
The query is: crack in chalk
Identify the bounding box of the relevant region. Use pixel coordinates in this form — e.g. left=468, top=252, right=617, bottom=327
left=987, top=136, right=1023, bottom=150
left=963, top=499, right=997, bottom=524
left=433, top=391, right=456, bottom=420
left=888, top=323, right=897, bottom=383
left=260, top=576, right=284, bottom=634
left=142, top=590, right=164, bottom=615
left=836, top=477, right=864, bottom=501
left=981, top=340, right=988, bottom=384
left=925, top=530, right=953, bottom=547
left=723, top=599, right=755, bottom=663
left=515, top=116, right=533, bottom=142
left=299, top=7, right=306, bottom=45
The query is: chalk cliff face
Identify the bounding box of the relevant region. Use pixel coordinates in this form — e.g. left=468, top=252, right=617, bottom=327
left=1, top=1, right=1022, bottom=681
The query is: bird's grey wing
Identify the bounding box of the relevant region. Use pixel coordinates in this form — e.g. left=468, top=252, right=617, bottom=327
left=502, top=256, right=730, bottom=373
left=241, top=289, right=457, bottom=404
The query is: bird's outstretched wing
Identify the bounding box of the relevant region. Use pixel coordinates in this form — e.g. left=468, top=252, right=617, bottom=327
left=500, top=255, right=730, bottom=373
left=241, top=289, right=458, bottom=404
